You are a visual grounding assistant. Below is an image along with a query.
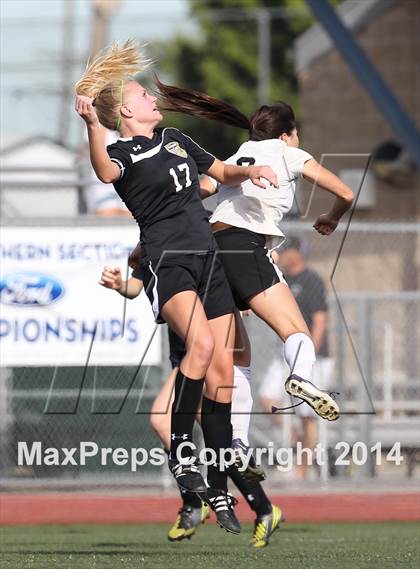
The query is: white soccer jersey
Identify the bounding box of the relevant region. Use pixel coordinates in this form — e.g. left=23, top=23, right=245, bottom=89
left=210, top=139, right=312, bottom=250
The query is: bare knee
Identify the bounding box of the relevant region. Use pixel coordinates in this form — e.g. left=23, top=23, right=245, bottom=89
left=186, top=334, right=215, bottom=369
left=206, top=357, right=234, bottom=403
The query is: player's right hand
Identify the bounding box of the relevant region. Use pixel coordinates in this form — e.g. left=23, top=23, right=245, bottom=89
left=249, top=165, right=279, bottom=189
left=75, top=95, right=99, bottom=127
left=99, top=266, right=123, bottom=290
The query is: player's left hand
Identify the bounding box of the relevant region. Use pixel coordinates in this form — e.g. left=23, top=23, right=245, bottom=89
left=313, top=213, right=338, bottom=235
left=99, top=266, right=123, bottom=290
left=249, top=165, right=279, bottom=189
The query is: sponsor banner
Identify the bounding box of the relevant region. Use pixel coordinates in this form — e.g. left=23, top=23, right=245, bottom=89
left=0, top=226, right=161, bottom=366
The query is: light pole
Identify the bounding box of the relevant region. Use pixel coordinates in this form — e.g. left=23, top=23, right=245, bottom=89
left=208, top=7, right=276, bottom=106
left=57, top=0, right=76, bottom=145
left=90, top=0, right=121, bottom=58
left=257, top=8, right=271, bottom=106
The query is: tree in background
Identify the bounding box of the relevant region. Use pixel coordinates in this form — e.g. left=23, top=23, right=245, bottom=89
left=151, top=0, right=323, bottom=157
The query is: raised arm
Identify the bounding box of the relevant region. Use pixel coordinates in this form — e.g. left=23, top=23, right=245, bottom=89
left=75, top=95, right=121, bottom=184
left=206, top=158, right=278, bottom=190
left=303, top=159, right=354, bottom=235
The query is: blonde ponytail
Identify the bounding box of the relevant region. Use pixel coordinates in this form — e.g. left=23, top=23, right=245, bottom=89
left=75, top=39, right=150, bottom=130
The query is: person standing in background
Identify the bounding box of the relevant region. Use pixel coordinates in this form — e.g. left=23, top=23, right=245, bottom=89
left=259, top=237, right=333, bottom=480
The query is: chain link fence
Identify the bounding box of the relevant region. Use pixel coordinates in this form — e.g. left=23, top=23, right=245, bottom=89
left=0, top=220, right=419, bottom=487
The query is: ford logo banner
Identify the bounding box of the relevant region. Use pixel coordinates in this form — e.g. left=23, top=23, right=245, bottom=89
left=0, top=272, right=65, bottom=306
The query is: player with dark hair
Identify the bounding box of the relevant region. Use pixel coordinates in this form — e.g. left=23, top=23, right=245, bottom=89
left=155, top=80, right=354, bottom=422
left=75, top=41, right=278, bottom=534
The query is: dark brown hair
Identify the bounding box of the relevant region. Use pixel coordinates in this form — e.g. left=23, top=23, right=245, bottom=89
left=154, top=76, right=296, bottom=141
left=249, top=104, right=296, bottom=141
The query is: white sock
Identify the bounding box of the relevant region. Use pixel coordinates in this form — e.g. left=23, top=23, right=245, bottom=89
left=284, top=333, right=316, bottom=382
left=231, top=365, right=252, bottom=446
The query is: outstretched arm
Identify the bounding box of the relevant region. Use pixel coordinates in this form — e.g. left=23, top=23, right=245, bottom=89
left=303, top=159, right=354, bottom=235
left=206, top=158, right=278, bottom=190
left=99, top=266, right=143, bottom=299
left=75, top=95, right=121, bottom=184
left=199, top=175, right=218, bottom=199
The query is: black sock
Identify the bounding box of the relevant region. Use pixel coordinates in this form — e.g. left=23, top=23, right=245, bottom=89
left=228, top=467, right=272, bottom=516
left=180, top=487, right=202, bottom=508
left=170, top=369, right=204, bottom=462
left=164, top=448, right=201, bottom=508
left=201, top=396, right=232, bottom=492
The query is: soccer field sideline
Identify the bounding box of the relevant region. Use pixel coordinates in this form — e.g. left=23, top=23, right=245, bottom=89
left=1, top=491, right=419, bottom=526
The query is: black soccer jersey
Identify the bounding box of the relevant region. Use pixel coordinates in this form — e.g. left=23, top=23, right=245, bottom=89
left=107, top=127, right=216, bottom=262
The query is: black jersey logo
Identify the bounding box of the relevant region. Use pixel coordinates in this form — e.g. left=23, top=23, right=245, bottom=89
left=164, top=141, right=187, bottom=158
left=132, top=144, right=142, bottom=151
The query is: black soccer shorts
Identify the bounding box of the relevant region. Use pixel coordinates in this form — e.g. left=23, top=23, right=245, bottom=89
left=142, top=251, right=235, bottom=324
left=167, top=327, right=186, bottom=369
left=214, top=227, right=286, bottom=311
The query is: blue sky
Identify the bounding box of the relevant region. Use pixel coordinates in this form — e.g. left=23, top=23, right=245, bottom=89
left=0, top=0, right=194, bottom=147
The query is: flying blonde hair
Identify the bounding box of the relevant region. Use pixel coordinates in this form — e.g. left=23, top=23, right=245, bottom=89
left=75, top=39, right=150, bottom=130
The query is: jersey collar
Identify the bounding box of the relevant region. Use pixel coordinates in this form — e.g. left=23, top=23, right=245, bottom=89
left=118, top=130, right=161, bottom=144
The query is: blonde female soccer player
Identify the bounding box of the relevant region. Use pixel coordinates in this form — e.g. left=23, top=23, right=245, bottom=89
left=75, top=40, right=278, bottom=534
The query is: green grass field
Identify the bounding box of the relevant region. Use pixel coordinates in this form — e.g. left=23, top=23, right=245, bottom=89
left=1, top=523, right=419, bottom=569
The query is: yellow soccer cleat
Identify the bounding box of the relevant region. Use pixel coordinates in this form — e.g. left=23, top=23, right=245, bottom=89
left=249, top=504, right=285, bottom=548
left=168, top=502, right=210, bottom=542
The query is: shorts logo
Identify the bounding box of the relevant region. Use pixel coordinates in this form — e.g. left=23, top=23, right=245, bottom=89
left=164, top=142, right=187, bottom=158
